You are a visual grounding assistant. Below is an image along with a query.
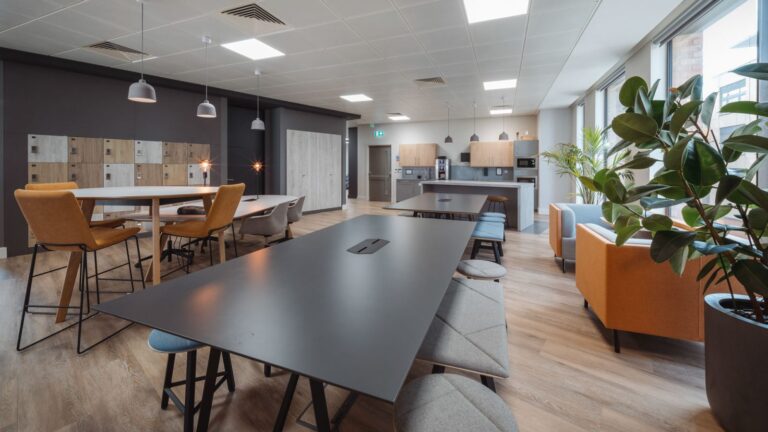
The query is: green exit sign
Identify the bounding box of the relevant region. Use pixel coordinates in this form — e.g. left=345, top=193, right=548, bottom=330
left=374, top=130, right=384, bottom=138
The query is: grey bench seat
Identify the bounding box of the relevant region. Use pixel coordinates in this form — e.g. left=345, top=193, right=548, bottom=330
left=470, top=221, right=505, bottom=263
left=417, top=278, right=509, bottom=391
left=394, top=374, right=519, bottom=432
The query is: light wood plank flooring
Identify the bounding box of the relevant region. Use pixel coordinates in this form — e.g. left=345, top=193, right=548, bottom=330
left=0, top=200, right=723, bottom=431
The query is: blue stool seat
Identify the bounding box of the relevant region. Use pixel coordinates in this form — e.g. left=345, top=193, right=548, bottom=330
left=148, top=329, right=204, bottom=353
left=482, top=212, right=506, bottom=219
left=472, top=221, right=504, bottom=241
left=479, top=215, right=505, bottom=223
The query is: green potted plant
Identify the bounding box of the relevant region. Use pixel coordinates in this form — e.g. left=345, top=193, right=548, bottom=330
left=580, top=67, right=768, bottom=432
left=540, top=127, right=632, bottom=204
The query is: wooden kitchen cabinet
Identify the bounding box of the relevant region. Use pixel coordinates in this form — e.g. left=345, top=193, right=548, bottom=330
left=135, top=163, right=163, bottom=186
left=163, top=142, right=188, bottom=164
left=135, top=140, right=163, bottom=164
left=470, top=141, right=514, bottom=167
left=68, top=163, right=103, bottom=188
left=68, top=137, right=103, bottom=163
left=163, top=164, right=188, bottom=186
left=28, top=135, right=68, bottom=163
left=399, top=143, right=437, bottom=167
left=103, top=139, right=134, bottom=164
left=188, top=143, right=211, bottom=163
left=28, top=163, right=68, bottom=184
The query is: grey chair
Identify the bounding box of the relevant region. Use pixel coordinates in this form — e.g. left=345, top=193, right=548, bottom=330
left=239, top=202, right=290, bottom=246
left=285, top=196, right=305, bottom=239
left=552, top=203, right=611, bottom=272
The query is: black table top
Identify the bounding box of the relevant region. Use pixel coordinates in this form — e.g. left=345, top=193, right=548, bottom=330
left=96, top=215, right=475, bottom=403
left=385, top=192, right=488, bottom=215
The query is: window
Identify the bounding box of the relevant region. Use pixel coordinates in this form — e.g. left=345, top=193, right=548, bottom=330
left=576, top=102, right=585, bottom=148
left=603, top=73, right=626, bottom=144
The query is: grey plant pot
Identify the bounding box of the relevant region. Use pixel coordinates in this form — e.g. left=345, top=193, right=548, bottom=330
left=705, top=293, right=768, bottom=432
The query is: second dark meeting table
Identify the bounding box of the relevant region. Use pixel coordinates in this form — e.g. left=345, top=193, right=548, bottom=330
left=95, top=215, right=476, bottom=431
left=384, top=192, right=488, bottom=219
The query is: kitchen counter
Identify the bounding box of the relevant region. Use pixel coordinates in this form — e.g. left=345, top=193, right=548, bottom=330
left=420, top=180, right=535, bottom=231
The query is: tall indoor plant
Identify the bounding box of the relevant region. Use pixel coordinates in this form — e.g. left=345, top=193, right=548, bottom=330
left=540, top=127, right=632, bottom=204
left=581, top=67, right=768, bottom=432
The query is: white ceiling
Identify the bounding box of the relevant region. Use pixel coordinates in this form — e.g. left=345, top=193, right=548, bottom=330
left=0, top=0, right=681, bottom=123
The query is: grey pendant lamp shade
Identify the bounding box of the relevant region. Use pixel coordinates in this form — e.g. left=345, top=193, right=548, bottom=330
left=197, top=36, right=216, bottom=118
left=128, top=1, right=156, bottom=103
left=251, top=70, right=265, bottom=131
left=470, top=101, right=479, bottom=142
left=498, top=96, right=508, bottom=140
left=444, top=103, right=453, bottom=143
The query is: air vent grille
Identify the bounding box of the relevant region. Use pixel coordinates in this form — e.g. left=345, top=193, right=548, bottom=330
left=87, top=41, right=145, bottom=55
left=222, top=3, right=285, bottom=25
left=414, top=76, right=447, bottom=88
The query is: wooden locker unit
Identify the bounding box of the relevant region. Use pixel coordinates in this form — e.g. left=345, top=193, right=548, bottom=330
left=163, top=164, right=188, bottom=186
left=187, top=164, right=205, bottom=185
left=104, top=164, right=135, bottom=212
left=163, top=142, right=188, bottom=164
left=135, top=140, right=163, bottom=164
left=188, top=143, right=211, bottom=163
left=103, top=139, right=134, bottom=164
left=28, top=163, right=68, bottom=185
left=28, top=135, right=68, bottom=163
left=135, top=163, right=163, bottom=186
left=68, top=137, right=103, bottom=163
left=68, top=163, right=103, bottom=188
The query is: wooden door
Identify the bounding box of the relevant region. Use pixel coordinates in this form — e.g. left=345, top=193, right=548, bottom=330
left=135, top=164, right=163, bottom=186
left=188, top=143, right=211, bottom=163
left=28, top=135, right=67, bottom=163
left=68, top=163, right=103, bottom=188
left=28, top=163, right=68, bottom=185
left=103, top=139, right=134, bottom=163
left=163, top=142, right=188, bottom=164
left=163, top=164, right=188, bottom=186
left=68, top=137, right=103, bottom=163
left=187, top=164, right=205, bottom=185
left=368, top=146, right=391, bottom=202
left=135, top=140, right=163, bottom=164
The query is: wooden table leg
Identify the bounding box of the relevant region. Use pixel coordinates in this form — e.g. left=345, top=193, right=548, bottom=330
left=56, top=199, right=95, bottom=323
left=144, top=232, right=168, bottom=283
left=151, top=198, right=161, bottom=285
left=217, top=231, right=226, bottom=263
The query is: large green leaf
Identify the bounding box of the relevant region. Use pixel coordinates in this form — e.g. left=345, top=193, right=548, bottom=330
left=747, top=208, right=768, bottom=231
left=723, top=135, right=768, bottom=153
left=639, top=196, right=692, bottom=209
left=677, top=75, right=703, bottom=100
left=720, top=101, right=768, bottom=116
left=732, top=63, right=768, bottom=81
left=642, top=214, right=673, bottom=231
left=681, top=206, right=703, bottom=227
left=634, top=88, right=653, bottom=116
left=624, top=184, right=669, bottom=203
left=670, top=100, right=702, bottom=138
left=648, top=79, right=660, bottom=100
left=618, top=155, right=658, bottom=170
left=606, top=139, right=633, bottom=157
left=715, top=175, right=743, bottom=204
left=697, top=257, right=720, bottom=281
left=745, top=155, right=768, bottom=181
left=700, top=92, right=718, bottom=129
left=682, top=140, right=726, bottom=186
left=735, top=180, right=768, bottom=211
left=691, top=241, right=739, bottom=256
left=578, top=176, right=599, bottom=192
left=650, top=230, right=697, bottom=263
left=619, top=76, right=649, bottom=108
left=669, top=246, right=689, bottom=275
left=732, top=260, right=768, bottom=298
left=614, top=215, right=642, bottom=246
left=612, top=113, right=658, bottom=143
left=604, top=177, right=627, bottom=203
left=663, top=136, right=692, bottom=170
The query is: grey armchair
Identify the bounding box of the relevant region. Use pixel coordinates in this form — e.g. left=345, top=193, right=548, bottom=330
left=548, top=203, right=611, bottom=272
left=240, top=202, right=290, bottom=246
left=285, top=196, right=305, bottom=239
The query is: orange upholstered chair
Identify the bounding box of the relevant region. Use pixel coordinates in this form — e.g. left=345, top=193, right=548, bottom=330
left=25, top=182, right=126, bottom=229
left=14, top=189, right=144, bottom=353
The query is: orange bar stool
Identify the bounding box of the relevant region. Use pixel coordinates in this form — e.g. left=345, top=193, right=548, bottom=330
left=15, top=189, right=145, bottom=354
left=25, top=182, right=126, bottom=229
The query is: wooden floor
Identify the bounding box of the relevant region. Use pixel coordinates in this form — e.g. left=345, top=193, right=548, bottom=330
left=0, top=200, right=723, bottom=432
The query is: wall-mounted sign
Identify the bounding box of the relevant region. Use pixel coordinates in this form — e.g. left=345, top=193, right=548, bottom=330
left=374, top=130, right=384, bottom=138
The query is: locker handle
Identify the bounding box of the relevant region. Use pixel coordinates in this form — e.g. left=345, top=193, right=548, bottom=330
left=106, top=173, right=111, bottom=180
left=164, top=173, right=169, bottom=178
left=189, top=173, right=193, bottom=178
left=31, top=146, right=38, bottom=154
left=105, top=148, right=112, bottom=155
left=70, top=147, right=78, bottom=155
left=71, top=173, right=77, bottom=180
left=31, top=174, right=38, bottom=181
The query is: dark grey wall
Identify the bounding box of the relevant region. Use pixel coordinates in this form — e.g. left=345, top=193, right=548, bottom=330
left=348, top=127, right=358, bottom=199
left=227, top=105, right=266, bottom=194
left=269, top=107, right=347, bottom=205
left=2, top=61, right=225, bottom=256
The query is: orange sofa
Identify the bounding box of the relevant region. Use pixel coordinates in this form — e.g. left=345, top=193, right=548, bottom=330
left=575, top=223, right=737, bottom=352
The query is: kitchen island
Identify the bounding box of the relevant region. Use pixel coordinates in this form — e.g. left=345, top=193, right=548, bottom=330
left=420, top=180, right=535, bottom=231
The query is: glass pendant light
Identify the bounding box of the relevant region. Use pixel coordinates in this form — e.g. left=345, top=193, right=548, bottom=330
left=444, top=103, right=453, bottom=143
left=251, top=70, right=265, bottom=131
left=196, top=36, right=216, bottom=118
left=498, top=96, right=509, bottom=140
left=128, top=1, right=157, bottom=103
left=470, top=101, right=479, bottom=142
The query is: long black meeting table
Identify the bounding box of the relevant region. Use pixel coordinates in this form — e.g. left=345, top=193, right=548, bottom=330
left=95, top=215, right=476, bottom=431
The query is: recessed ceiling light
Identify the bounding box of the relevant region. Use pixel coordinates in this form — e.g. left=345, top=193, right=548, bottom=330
left=388, top=114, right=410, bottom=121
left=483, top=79, right=518, bottom=90
left=463, top=0, right=529, bottom=24
left=221, top=38, right=285, bottom=61
left=490, top=107, right=513, bottom=115
left=340, top=94, right=373, bottom=102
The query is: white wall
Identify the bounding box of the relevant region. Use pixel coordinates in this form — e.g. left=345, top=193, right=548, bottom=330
left=356, top=115, right=537, bottom=200
left=538, top=108, right=573, bottom=213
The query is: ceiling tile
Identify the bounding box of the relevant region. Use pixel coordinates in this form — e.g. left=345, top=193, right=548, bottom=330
left=259, top=30, right=320, bottom=54
left=474, top=41, right=524, bottom=61
left=467, top=15, right=527, bottom=45
left=415, top=26, right=471, bottom=52
left=368, top=35, right=423, bottom=58
left=323, top=42, right=380, bottom=63
left=323, top=0, right=393, bottom=19
left=257, top=0, right=337, bottom=28
left=346, top=10, right=409, bottom=41
left=399, top=0, right=466, bottom=32
left=295, top=21, right=359, bottom=49
left=428, top=46, right=475, bottom=65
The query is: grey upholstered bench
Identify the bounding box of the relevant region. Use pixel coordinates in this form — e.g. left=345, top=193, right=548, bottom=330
left=394, top=374, right=519, bottom=432
left=457, top=259, right=507, bottom=281
left=417, top=278, right=509, bottom=391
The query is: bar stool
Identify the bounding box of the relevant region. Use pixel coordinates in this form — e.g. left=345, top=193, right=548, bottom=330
left=14, top=189, right=144, bottom=353
left=457, top=259, right=507, bottom=282
left=26, top=182, right=126, bottom=229
left=148, top=330, right=235, bottom=432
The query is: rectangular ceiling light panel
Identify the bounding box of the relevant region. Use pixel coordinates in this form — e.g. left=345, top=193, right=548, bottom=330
left=463, top=0, right=529, bottom=24
left=388, top=114, right=410, bottom=121
left=483, top=78, right=518, bottom=90
left=221, top=38, right=285, bottom=60
left=490, top=107, right=513, bottom=115
left=340, top=94, right=373, bottom=102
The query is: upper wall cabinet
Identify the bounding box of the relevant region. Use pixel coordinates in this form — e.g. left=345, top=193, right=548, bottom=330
left=28, top=135, right=67, bottom=163
left=68, top=137, right=103, bottom=163
left=135, top=140, right=163, bottom=164
left=104, top=139, right=134, bottom=164
left=399, top=143, right=437, bottom=167
left=188, top=143, right=211, bottom=163
left=470, top=141, right=514, bottom=167
left=163, top=142, right=188, bottom=164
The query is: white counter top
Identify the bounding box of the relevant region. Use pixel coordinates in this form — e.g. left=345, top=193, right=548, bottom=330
left=419, top=180, right=534, bottom=189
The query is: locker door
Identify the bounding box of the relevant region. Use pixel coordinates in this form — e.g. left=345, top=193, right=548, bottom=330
left=28, top=163, right=68, bottom=185
left=104, top=139, right=134, bottom=163
left=163, top=142, right=188, bottom=164
left=28, top=135, right=68, bottom=163
left=188, top=143, right=211, bottom=163
left=163, top=164, right=188, bottom=186
left=187, top=164, right=205, bottom=185
left=135, top=140, right=163, bottom=164
left=104, top=164, right=135, bottom=212
left=328, top=134, right=342, bottom=208
left=69, top=137, right=103, bottom=163
left=287, top=130, right=313, bottom=211
left=68, top=163, right=103, bottom=188
left=135, top=164, right=163, bottom=186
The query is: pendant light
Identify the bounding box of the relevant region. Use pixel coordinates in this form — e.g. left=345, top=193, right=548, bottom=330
left=444, top=103, right=453, bottom=143
left=196, top=36, right=216, bottom=118
left=251, top=70, right=265, bottom=131
left=470, top=101, right=479, bottom=142
left=128, top=1, right=157, bottom=103
left=498, top=96, right=509, bottom=141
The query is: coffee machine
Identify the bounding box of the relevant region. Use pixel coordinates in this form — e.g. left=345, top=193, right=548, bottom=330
left=435, top=156, right=450, bottom=180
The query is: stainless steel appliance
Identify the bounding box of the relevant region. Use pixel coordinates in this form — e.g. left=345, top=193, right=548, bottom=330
left=435, top=156, right=450, bottom=180
left=516, top=157, right=537, bottom=168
